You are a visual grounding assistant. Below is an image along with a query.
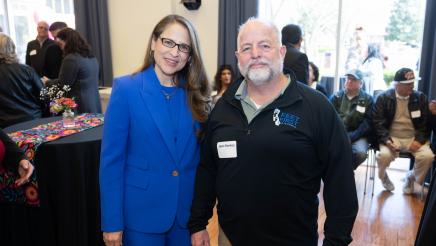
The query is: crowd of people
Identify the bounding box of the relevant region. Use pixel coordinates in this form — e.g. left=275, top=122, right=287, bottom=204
left=0, top=14, right=435, bottom=246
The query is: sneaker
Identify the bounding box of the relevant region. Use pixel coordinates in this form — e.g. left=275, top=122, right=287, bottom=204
left=403, top=172, right=415, bottom=195
left=381, top=174, right=395, bottom=191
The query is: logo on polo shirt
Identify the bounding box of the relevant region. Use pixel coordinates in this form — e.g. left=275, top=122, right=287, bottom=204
left=273, top=108, right=300, bottom=128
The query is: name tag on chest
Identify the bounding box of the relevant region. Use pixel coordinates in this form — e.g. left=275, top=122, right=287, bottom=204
left=217, top=141, right=237, bottom=158
left=356, top=105, right=366, bottom=113
left=411, top=110, right=421, bottom=118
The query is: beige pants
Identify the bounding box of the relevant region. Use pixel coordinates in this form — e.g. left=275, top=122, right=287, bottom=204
left=377, top=136, right=434, bottom=184
left=218, top=225, right=232, bottom=246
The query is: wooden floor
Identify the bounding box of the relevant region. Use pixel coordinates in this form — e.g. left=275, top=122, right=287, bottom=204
left=206, top=158, right=426, bottom=246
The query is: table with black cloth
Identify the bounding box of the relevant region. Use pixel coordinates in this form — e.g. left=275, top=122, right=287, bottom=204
left=0, top=116, right=103, bottom=246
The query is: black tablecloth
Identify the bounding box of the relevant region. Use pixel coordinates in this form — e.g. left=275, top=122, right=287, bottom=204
left=0, top=117, right=104, bottom=246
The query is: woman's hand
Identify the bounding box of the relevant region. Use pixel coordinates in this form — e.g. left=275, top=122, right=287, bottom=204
left=15, top=159, right=34, bottom=186
left=103, top=231, right=123, bottom=246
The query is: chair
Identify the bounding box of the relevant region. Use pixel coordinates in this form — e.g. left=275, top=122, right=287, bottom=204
left=363, top=146, right=377, bottom=196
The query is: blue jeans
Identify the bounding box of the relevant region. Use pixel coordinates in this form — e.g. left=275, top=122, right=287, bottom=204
left=352, top=138, right=369, bottom=169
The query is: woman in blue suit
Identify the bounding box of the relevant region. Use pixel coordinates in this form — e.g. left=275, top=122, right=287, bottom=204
left=100, top=15, right=210, bottom=246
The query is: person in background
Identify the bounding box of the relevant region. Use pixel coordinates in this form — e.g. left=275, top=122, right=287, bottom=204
left=373, top=68, right=434, bottom=194
left=281, top=24, right=309, bottom=84
left=49, top=21, right=67, bottom=39
left=0, top=33, right=44, bottom=128
left=25, top=21, right=55, bottom=77
left=361, top=43, right=386, bottom=95
left=189, top=18, right=357, bottom=246
left=100, top=14, right=210, bottom=246
left=44, top=28, right=101, bottom=113
left=330, top=69, right=373, bottom=169
left=211, top=64, right=234, bottom=108
left=0, top=129, right=34, bottom=186
left=308, top=62, right=327, bottom=96
left=345, top=26, right=368, bottom=71
left=43, top=21, right=67, bottom=79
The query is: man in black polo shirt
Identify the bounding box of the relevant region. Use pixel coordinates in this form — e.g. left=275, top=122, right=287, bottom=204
left=189, top=18, right=358, bottom=246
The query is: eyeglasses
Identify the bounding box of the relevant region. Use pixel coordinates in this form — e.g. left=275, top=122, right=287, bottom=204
left=160, top=37, right=191, bottom=53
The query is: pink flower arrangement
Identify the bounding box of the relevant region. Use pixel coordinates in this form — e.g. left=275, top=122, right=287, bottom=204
left=50, top=97, right=77, bottom=114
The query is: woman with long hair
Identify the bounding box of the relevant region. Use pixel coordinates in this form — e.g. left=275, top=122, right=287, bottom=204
left=361, top=43, right=386, bottom=95
left=0, top=33, right=44, bottom=128
left=211, top=64, right=234, bottom=107
left=44, top=28, right=101, bottom=113
left=99, top=15, right=210, bottom=245
left=308, top=62, right=327, bottom=96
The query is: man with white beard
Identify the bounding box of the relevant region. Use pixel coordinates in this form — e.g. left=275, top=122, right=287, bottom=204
left=188, top=18, right=358, bottom=246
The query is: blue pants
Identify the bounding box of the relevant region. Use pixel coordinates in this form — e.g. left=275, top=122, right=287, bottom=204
left=351, top=137, right=369, bottom=169
left=123, top=219, right=190, bottom=246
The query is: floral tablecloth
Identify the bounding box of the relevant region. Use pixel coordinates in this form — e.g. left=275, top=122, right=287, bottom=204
left=0, top=113, right=104, bottom=206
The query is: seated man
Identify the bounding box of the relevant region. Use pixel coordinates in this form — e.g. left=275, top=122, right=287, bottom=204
left=331, top=69, right=373, bottom=169
left=372, top=68, right=434, bottom=194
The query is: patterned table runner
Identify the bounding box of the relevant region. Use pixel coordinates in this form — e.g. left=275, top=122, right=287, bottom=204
left=0, top=113, right=104, bottom=206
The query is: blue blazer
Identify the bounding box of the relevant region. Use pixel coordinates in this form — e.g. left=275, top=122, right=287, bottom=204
left=100, top=67, right=200, bottom=233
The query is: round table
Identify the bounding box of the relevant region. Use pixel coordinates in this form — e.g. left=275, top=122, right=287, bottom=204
left=1, top=117, right=104, bottom=246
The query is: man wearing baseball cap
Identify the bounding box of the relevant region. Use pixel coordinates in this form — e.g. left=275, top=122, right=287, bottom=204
left=372, top=68, right=434, bottom=194
left=330, top=69, right=373, bottom=169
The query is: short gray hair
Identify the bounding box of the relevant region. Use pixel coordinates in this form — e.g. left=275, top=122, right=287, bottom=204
left=0, top=33, right=18, bottom=64
left=237, top=17, right=282, bottom=50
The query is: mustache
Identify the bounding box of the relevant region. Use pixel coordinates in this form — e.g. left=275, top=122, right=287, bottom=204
left=246, top=59, right=270, bottom=69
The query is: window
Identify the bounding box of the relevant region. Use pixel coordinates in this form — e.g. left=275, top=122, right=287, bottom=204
left=2, top=0, right=75, bottom=63
left=259, top=0, right=426, bottom=94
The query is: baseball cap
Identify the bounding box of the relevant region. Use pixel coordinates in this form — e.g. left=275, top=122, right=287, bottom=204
left=345, top=69, right=363, bottom=81
left=394, top=68, right=415, bottom=84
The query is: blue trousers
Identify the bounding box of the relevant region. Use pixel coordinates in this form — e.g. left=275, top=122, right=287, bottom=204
left=123, top=219, right=190, bottom=246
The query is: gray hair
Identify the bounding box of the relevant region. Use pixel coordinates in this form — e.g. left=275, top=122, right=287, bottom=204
left=237, top=17, right=282, bottom=50
left=0, top=33, right=18, bottom=64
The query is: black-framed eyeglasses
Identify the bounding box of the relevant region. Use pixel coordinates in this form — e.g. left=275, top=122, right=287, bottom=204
left=160, top=37, right=191, bottom=53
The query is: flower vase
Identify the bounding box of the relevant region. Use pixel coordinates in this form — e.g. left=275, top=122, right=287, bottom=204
left=62, top=109, right=75, bottom=128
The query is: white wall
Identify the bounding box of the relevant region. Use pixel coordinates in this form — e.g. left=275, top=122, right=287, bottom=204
left=107, top=0, right=219, bottom=82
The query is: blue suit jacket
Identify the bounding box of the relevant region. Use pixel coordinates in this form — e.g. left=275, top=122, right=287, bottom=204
left=100, top=67, right=200, bottom=233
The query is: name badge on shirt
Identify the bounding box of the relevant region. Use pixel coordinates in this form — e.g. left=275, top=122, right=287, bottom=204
left=217, top=141, right=237, bottom=158
left=411, top=110, right=421, bottom=118
left=29, top=50, right=37, bottom=56
left=356, top=105, right=366, bottom=113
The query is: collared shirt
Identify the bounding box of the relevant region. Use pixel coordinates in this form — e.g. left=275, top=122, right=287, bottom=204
left=234, top=76, right=291, bottom=123
left=395, top=91, right=410, bottom=100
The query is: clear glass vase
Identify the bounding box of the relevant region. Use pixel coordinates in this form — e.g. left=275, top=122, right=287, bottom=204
left=62, top=109, right=75, bottom=128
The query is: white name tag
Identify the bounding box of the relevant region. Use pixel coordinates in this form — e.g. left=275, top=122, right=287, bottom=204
left=217, top=141, right=237, bottom=158
left=29, top=50, right=37, bottom=56
left=356, top=105, right=366, bottom=113
left=411, top=110, right=421, bottom=118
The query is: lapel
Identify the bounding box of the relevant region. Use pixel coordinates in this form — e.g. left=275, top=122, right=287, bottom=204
left=139, top=67, right=179, bottom=164
left=175, top=90, right=196, bottom=162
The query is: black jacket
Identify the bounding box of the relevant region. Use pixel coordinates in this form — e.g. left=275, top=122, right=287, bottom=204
left=372, top=88, right=430, bottom=144
left=0, top=63, right=44, bottom=128
left=0, top=129, right=24, bottom=170
left=25, top=38, right=56, bottom=77
left=283, top=44, right=309, bottom=84
left=189, top=77, right=358, bottom=245
left=330, top=90, right=374, bottom=143
left=46, top=54, right=102, bottom=113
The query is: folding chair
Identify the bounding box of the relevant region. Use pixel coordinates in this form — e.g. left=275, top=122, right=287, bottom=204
left=363, top=146, right=377, bottom=196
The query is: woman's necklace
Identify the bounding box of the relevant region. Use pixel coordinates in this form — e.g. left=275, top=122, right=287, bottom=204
left=161, top=89, right=177, bottom=100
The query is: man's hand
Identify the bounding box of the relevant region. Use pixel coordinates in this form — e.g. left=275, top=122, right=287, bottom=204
left=429, top=100, right=436, bottom=115
left=409, top=140, right=422, bottom=153
left=191, top=230, right=210, bottom=246
left=15, top=159, right=34, bottom=186
left=103, top=231, right=123, bottom=246
left=386, top=139, right=400, bottom=152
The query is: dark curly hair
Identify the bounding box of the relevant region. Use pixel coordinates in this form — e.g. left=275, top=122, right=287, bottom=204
left=57, top=28, right=94, bottom=58
left=213, top=64, right=234, bottom=92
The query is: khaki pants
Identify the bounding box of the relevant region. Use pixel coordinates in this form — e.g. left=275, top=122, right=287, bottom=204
left=377, top=137, right=434, bottom=184
left=218, top=225, right=232, bottom=246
